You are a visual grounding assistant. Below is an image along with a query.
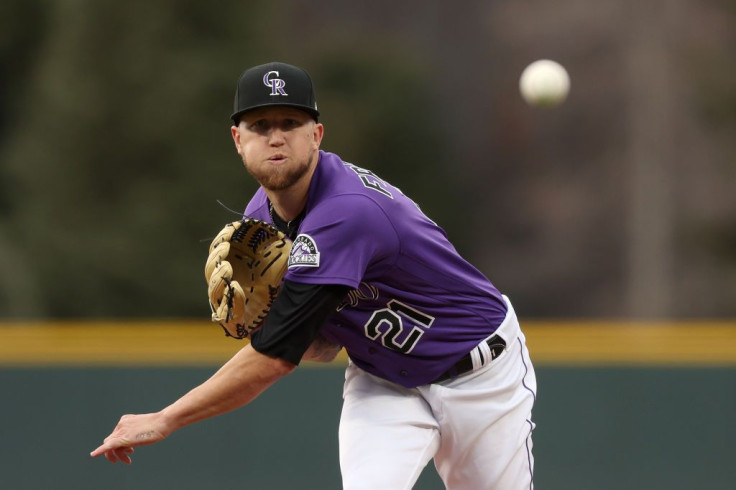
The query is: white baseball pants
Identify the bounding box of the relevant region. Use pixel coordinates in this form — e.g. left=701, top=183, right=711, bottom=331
left=338, top=298, right=536, bottom=490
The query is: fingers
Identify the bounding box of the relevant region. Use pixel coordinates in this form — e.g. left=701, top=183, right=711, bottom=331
left=114, top=447, right=135, bottom=464
left=90, top=414, right=137, bottom=462
left=90, top=444, right=106, bottom=459
left=100, top=447, right=134, bottom=464
left=91, top=412, right=167, bottom=465
left=91, top=442, right=134, bottom=464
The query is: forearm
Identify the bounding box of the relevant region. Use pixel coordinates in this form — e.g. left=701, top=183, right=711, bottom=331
left=90, top=343, right=296, bottom=462
left=161, top=343, right=295, bottom=431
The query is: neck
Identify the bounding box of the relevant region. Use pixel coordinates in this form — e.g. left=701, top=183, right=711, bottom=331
left=268, top=190, right=308, bottom=222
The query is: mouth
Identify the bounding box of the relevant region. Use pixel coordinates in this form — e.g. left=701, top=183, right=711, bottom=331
left=268, top=154, right=287, bottom=164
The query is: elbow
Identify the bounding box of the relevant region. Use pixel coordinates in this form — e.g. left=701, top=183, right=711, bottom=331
left=268, top=356, right=297, bottom=378
left=244, top=344, right=297, bottom=380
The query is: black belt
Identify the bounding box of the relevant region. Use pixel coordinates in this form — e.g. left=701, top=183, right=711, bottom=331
left=433, top=334, right=506, bottom=383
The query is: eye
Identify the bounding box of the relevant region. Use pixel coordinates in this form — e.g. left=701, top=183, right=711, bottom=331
left=249, top=119, right=269, bottom=132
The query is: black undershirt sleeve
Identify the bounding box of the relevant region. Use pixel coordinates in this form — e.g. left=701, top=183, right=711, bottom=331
left=249, top=279, right=351, bottom=365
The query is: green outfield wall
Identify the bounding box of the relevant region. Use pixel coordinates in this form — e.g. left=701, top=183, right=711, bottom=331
left=0, top=323, right=734, bottom=489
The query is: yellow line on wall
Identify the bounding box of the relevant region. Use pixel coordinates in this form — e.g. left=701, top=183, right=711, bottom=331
left=0, top=320, right=241, bottom=366
left=0, top=320, right=734, bottom=367
left=522, top=321, right=736, bottom=366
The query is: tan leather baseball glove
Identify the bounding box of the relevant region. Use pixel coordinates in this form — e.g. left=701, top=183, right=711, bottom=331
left=205, top=218, right=292, bottom=339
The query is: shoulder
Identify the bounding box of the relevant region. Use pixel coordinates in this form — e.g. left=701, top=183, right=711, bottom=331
left=307, top=193, right=394, bottom=234
left=313, top=151, right=398, bottom=206
left=306, top=152, right=402, bottom=240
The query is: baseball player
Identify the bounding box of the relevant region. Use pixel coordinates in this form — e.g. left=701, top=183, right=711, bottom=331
left=91, top=62, right=537, bottom=489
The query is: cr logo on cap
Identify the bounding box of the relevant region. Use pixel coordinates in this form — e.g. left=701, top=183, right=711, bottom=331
left=263, top=71, right=287, bottom=96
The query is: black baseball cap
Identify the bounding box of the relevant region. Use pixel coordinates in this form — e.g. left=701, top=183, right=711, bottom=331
left=231, top=62, right=319, bottom=124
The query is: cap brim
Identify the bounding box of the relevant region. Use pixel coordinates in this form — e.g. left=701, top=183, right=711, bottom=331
left=231, top=103, right=319, bottom=123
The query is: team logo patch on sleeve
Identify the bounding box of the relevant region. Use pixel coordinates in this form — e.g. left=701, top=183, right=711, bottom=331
left=288, top=234, right=320, bottom=268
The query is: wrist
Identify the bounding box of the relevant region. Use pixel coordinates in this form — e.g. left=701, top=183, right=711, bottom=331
left=158, top=406, right=185, bottom=434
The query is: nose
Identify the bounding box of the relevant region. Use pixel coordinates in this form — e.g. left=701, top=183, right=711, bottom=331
left=267, top=127, right=286, bottom=146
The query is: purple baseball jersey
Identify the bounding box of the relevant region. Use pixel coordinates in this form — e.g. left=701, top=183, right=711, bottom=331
left=245, top=150, right=507, bottom=387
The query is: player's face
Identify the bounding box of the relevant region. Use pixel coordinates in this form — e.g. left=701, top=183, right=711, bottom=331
left=231, top=107, right=324, bottom=191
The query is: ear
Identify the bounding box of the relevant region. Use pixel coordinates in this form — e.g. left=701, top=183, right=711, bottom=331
left=231, top=125, right=243, bottom=153
left=312, top=122, right=324, bottom=149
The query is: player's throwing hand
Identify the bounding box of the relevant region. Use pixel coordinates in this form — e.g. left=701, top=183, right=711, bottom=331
left=90, top=412, right=170, bottom=464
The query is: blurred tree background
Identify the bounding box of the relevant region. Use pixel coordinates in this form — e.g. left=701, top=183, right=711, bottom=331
left=0, top=0, right=734, bottom=319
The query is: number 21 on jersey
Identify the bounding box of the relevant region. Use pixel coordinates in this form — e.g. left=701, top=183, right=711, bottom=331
left=364, top=300, right=434, bottom=354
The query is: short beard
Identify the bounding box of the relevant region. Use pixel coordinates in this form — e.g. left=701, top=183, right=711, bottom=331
left=244, top=149, right=314, bottom=191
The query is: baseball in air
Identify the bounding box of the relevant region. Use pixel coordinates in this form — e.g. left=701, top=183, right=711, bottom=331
left=519, top=59, right=570, bottom=107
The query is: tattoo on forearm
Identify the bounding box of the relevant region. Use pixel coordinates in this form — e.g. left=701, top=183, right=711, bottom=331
left=135, top=431, right=155, bottom=441
left=305, top=337, right=342, bottom=362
